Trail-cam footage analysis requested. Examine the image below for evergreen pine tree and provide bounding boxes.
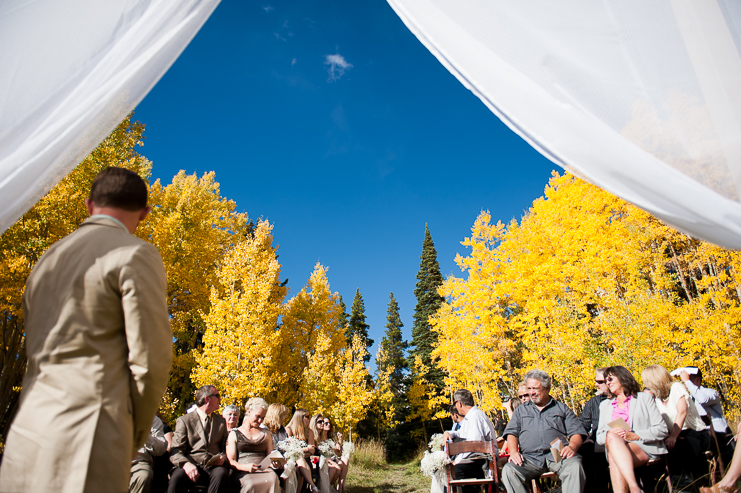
[347,288,373,362]
[408,224,444,387]
[338,294,349,333]
[379,293,408,395]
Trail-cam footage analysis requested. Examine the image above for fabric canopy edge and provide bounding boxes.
[386,0,741,250]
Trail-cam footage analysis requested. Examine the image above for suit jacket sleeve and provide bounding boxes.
[633,393,669,442]
[120,243,173,450]
[596,399,611,446]
[170,416,194,467]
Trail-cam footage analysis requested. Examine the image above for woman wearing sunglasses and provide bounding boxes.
[596,366,669,493]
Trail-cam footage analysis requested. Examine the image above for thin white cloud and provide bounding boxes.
[273,32,286,41]
[291,58,297,67]
[262,5,273,12]
[324,54,353,82]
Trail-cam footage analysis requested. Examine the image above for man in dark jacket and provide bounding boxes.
[579,367,609,493]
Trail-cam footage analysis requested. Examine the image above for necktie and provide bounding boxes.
[204,415,211,441]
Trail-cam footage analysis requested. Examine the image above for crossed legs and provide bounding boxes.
[605,432,649,493]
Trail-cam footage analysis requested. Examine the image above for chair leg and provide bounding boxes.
[663,462,673,493]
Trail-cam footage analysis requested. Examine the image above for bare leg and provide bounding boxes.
[606,432,648,493]
[716,432,741,490]
[296,458,318,491]
[327,462,340,484]
[337,459,349,493]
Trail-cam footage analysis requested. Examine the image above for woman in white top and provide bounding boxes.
[642,364,710,484]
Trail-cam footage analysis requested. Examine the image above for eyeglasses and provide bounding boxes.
[606,376,615,382]
[518,395,528,399]
[595,380,606,384]
[316,420,325,425]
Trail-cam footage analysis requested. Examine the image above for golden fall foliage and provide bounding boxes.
[432,172,741,420]
[192,220,286,408]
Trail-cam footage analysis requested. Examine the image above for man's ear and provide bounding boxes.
[84,198,95,216]
[139,205,152,222]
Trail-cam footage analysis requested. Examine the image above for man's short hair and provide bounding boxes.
[453,389,475,407]
[195,385,218,406]
[524,369,551,389]
[89,167,148,211]
[448,403,460,416]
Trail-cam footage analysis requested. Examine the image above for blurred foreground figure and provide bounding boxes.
[0,168,172,492]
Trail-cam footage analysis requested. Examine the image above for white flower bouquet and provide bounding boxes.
[420,450,451,478]
[317,439,338,459]
[277,436,307,465]
[341,441,354,458]
[428,433,446,451]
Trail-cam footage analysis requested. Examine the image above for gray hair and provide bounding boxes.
[222,405,240,416]
[524,370,551,389]
[453,389,475,407]
[244,397,268,413]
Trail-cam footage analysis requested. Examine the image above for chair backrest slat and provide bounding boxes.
[446,440,494,456]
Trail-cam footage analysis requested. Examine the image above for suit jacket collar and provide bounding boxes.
[82,215,129,233]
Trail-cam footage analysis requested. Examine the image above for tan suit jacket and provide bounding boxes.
[170,411,228,468]
[0,216,172,493]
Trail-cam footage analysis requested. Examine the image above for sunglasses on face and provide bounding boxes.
[316,420,325,425]
[518,394,528,399]
[606,376,616,382]
[595,380,606,384]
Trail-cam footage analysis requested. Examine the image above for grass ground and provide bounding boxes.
[344,439,429,493]
[345,460,429,493]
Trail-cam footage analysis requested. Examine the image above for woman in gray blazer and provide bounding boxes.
[596,366,669,493]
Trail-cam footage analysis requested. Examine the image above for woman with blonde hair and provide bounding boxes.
[642,364,710,485]
[226,397,280,493]
[263,403,290,450]
[286,409,319,493]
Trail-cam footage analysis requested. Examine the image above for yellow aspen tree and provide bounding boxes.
[372,346,397,432]
[137,171,250,413]
[279,263,345,409]
[301,330,340,414]
[191,220,285,406]
[332,334,373,438]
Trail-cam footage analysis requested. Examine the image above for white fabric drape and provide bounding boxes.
[387,0,741,249]
[0,0,219,233]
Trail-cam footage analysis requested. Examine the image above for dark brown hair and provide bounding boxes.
[89,167,147,211]
[603,366,641,398]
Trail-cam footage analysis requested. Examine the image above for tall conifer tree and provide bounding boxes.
[379,293,408,395]
[347,288,373,362]
[409,224,444,387]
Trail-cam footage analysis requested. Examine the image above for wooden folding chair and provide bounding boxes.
[529,471,558,493]
[444,440,499,493]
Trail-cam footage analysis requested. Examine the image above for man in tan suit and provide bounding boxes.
[169,385,229,493]
[0,168,172,493]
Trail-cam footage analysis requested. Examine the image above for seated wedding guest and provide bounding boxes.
[701,429,741,493]
[263,403,290,449]
[441,389,497,493]
[680,366,736,464]
[327,417,350,493]
[312,415,348,493]
[579,367,610,493]
[642,364,709,485]
[449,404,463,432]
[497,398,521,478]
[130,415,167,493]
[223,405,241,432]
[502,370,587,493]
[518,382,530,404]
[286,409,320,493]
[226,398,279,493]
[169,385,229,493]
[596,366,668,493]
[152,413,175,493]
[503,396,522,420]
[495,412,506,438]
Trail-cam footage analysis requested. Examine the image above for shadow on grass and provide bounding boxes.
[347,483,421,493]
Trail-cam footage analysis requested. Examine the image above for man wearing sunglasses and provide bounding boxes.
[578,368,609,493]
[169,385,229,493]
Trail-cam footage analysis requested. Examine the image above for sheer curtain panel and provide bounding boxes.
[387,0,741,248]
[0,0,219,233]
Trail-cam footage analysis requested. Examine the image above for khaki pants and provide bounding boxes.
[501,455,585,493]
[129,461,154,493]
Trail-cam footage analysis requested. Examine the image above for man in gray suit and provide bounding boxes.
[0,167,172,492]
[169,385,229,493]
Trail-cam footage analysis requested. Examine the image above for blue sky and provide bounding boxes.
[136,0,556,367]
